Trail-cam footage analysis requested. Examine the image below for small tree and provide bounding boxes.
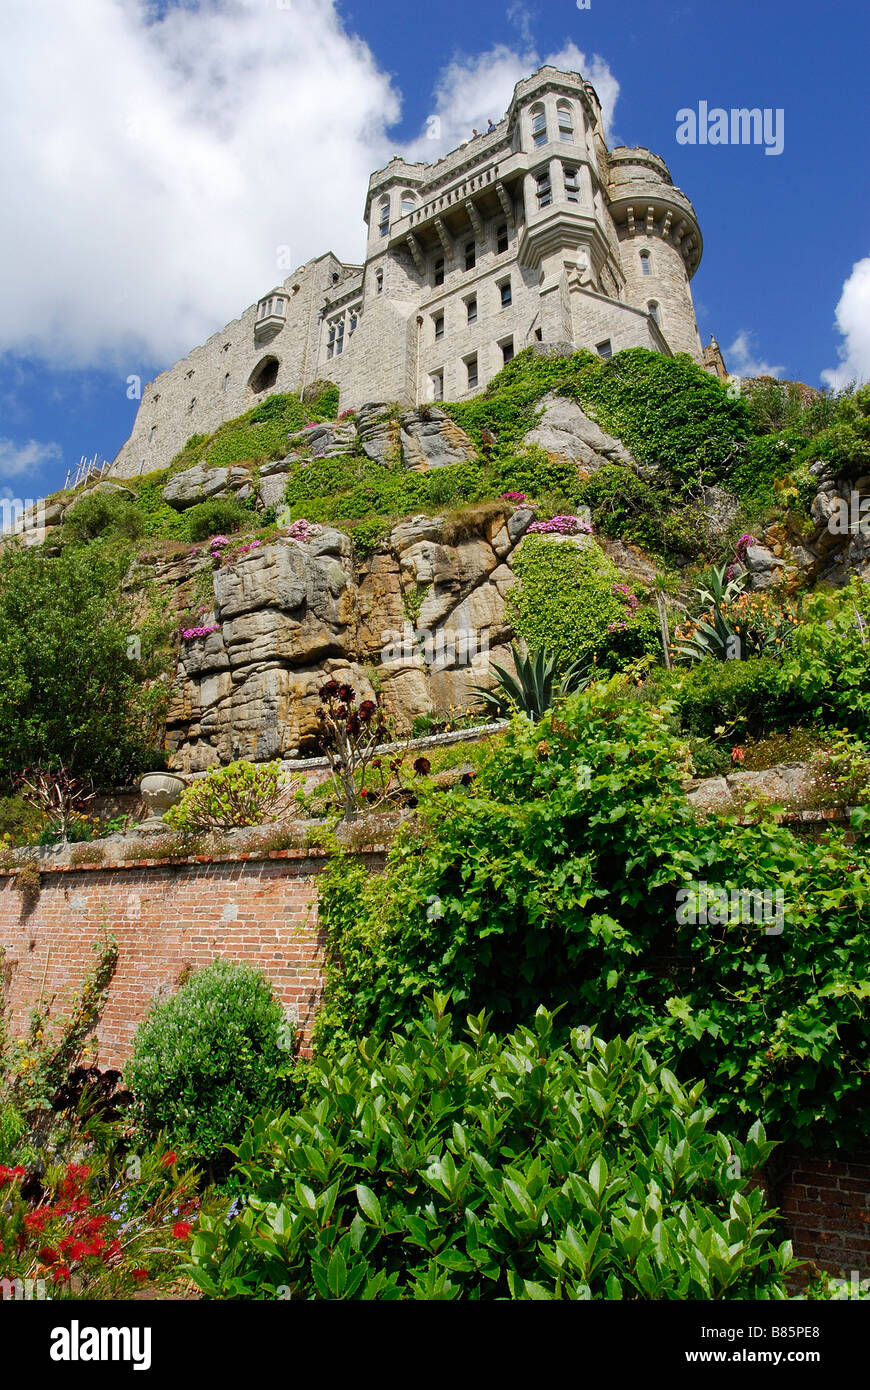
[315,682,393,820]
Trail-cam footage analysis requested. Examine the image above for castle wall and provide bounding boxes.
[111,66,708,475]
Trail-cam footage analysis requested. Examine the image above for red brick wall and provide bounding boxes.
[0,849,384,1068]
[2,850,868,1284]
[778,1154,870,1283]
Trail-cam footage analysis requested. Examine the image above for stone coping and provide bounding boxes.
[179,720,509,782]
[0,841,392,877]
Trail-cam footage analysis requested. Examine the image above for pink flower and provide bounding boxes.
[181,624,219,640]
[527,514,593,536]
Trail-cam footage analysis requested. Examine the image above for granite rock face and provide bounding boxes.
[522,393,633,473]
[165,508,531,771]
[163,463,251,508]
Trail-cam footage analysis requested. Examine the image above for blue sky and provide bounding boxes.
[1,0,868,506]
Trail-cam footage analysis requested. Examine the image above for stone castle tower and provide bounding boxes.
[112,65,705,478]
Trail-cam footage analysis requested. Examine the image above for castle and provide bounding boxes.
[112,65,709,478]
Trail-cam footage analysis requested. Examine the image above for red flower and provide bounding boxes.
[160,1151,178,1168]
[24,1209,50,1232]
[39,1247,59,1265]
[172,1221,193,1240]
[0,1165,26,1183]
[52,1265,71,1283]
[413,756,431,776]
[132,1268,149,1282]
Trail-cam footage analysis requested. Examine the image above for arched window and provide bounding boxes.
[556,100,574,142]
[223,373,230,392]
[378,197,390,237]
[640,250,651,276]
[530,102,547,147]
[375,269,384,294]
[401,190,416,216]
[648,301,660,325]
[248,357,279,393]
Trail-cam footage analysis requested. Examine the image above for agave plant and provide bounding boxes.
[471,644,591,722]
[673,564,747,663]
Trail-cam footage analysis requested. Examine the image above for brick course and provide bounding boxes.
[0,849,385,1065]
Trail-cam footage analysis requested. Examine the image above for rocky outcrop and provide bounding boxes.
[354,403,476,471]
[165,506,535,772]
[163,463,252,509]
[522,393,633,473]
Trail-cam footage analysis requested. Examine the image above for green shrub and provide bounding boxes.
[248,393,300,425]
[510,536,660,672]
[185,497,251,543]
[305,384,340,420]
[163,760,300,831]
[189,1002,795,1300]
[62,491,145,546]
[664,658,793,741]
[561,349,752,487]
[315,688,870,1153]
[0,545,171,783]
[128,960,300,1169]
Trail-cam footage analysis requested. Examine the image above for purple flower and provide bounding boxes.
[286,519,322,541]
[181,623,219,640]
[527,514,593,536]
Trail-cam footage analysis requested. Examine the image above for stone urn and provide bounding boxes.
[138,772,186,831]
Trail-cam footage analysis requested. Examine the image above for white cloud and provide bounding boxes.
[404,40,619,162]
[821,255,870,390]
[0,2,619,373]
[0,0,401,370]
[0,437,62,482]
[724,330,785,380]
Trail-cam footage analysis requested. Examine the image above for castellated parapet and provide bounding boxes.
[112,66,706,478]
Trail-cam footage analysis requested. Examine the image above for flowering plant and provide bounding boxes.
[181,624,219,641]
[286,519,322,542]
[527,514,593,536]
[499,491,529,503]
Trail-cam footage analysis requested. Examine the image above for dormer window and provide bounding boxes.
[531,103,547,147]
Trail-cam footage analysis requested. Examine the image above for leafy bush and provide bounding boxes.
[561,349,752,487]
[315,689,870,1152]
[658,657,796,742]
[305,384,340,420]
[189,1002,796,1300]
[510,536,660,672]
[163,760,301,832]
[184,497,251,543]
[777,580,870,734]
[128,960,300,1169]
[62,491,145,546]
[0,545,171,784]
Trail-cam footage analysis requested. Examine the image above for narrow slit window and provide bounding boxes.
[640,250,651,276]
[465,241,476,271]
[500,280,512,308]
[434,257,445,287]
[434,313,444,341]
[536,170,552,209]
[466,296,477,324]
[497,224,509,254]
[466,355,479,389]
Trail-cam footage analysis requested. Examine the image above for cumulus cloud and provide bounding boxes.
[724,330,785,380]
[0,2,618,373]
[821,255,870,390]
[0,437,62,483]
[403,40,619,162]
[0,0,401,369]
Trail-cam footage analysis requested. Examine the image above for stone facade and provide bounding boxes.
[112,65,706,479]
